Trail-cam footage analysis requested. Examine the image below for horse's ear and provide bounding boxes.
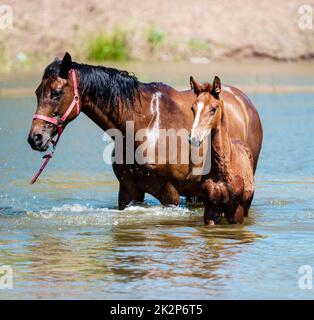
[190,76,202,95]
[59,52,72,79]
[211,75,221,98]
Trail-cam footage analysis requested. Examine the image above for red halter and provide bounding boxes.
[30,69,80,184]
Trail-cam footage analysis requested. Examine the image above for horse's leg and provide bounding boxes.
[113,164,145,210]
[118,184,133,210]
[204,202,222,225]
[118,183,145,210]
[156,181,180,206]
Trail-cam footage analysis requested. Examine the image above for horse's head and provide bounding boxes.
[189,75,222,147]
[28,52,80,151]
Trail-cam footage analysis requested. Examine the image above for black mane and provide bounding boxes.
[43,60,140,112]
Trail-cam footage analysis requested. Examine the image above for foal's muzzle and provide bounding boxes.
[188,135,202,147]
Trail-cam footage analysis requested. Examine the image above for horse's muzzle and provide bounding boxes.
[28,132,50,152]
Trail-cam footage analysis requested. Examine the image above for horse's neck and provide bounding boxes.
[210,110,233,177]
[83,102,117,131]
[81,86,151,133]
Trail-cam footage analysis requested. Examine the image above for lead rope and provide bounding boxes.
[30,126,63,184]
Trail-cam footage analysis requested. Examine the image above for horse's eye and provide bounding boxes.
[51,89,63,99]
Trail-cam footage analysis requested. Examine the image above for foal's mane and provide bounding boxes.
[43,60,140,112]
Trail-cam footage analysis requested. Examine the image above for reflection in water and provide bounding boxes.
[0,207,260,299]
[110,222,259,285]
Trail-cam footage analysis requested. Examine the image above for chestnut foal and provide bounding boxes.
[189,76,255,225]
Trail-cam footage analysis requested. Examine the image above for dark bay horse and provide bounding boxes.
[28,52,262,212]
[189,76,257,224]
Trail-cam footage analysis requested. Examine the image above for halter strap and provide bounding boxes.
[33,69,80,125]
[30,69,80,184]
[32,114,60,126]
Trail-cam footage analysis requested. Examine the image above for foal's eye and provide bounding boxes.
[210,107,216,114]
[51,88,63,99]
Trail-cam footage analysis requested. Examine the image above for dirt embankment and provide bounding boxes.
[1,0,314,64]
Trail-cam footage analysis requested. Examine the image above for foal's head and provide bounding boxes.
[189,76,222,146]
[28,52,79,151]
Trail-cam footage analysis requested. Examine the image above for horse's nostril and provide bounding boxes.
[33,134,43,143]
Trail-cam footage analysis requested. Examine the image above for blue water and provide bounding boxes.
[0,70,314,299]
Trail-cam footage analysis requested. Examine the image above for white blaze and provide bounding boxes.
[192,102,204,131]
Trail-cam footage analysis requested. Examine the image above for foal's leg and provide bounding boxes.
[244,191,254,217]
[204,202,222,225]
[226,203,244,224]
[234,204,244,224]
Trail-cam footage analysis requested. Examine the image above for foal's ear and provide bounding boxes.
[211,76,221,98]
[59,52,72,79]
[190,76,203,95]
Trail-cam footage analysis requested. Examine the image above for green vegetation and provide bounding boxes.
[147,25,166,49]
[0,26,216,73]
[87,28,129,61]
[0,44,12,73]
[0,45,31,73]
[188,37,211,55]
